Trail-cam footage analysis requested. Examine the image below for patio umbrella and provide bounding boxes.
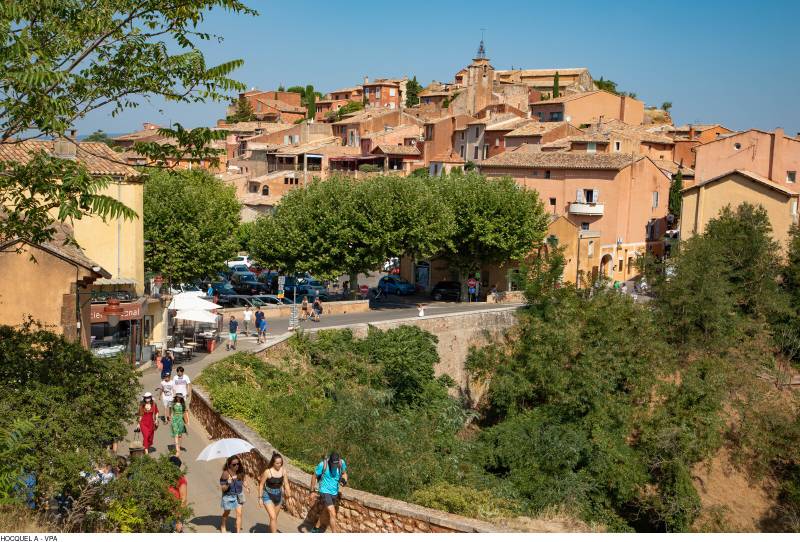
[196,438,255,461]
[169,293,221,311]
[175,309,218,324]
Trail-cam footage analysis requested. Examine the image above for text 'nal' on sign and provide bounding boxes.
[90,300,144,323]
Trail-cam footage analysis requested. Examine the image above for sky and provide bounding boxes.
[76,0,800,136]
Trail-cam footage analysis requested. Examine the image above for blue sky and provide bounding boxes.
[77,0,800,136]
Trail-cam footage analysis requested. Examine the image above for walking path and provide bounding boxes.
[122,301,523,533]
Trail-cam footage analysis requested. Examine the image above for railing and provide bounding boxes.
[568,201,605,216]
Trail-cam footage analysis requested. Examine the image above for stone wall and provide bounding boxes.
[304,306,519,405]
[220,299,370,321]
[190,386,502,533]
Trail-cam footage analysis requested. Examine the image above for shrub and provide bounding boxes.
[358,164,382,173]
[410,482,518,520]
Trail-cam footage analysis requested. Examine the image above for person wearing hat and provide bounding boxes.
[309,452,348,533]
[138,392,159,454]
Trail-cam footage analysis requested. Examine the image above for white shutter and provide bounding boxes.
[576,189,584,203]
[593,189,600,203]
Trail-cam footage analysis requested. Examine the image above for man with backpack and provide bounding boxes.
[308,452,348,533]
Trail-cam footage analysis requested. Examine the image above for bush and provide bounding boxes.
[358,164,382,173]
[410,482,518,520]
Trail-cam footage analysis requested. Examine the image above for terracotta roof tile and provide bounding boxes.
[0,140,139,177]
[505,121,570,137]
[479,149,641,170]
[373,144,420,156]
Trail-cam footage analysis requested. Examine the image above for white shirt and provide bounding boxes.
[243,309,253,321]
[172,374,191,398]
[160,380,175,401]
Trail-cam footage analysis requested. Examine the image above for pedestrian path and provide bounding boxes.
[122,332,302,533]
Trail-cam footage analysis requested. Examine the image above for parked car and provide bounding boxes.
[231,272,269,295]
[217,295,261,308]
[297,278,330,300]
[226,255,253,268]
[210,281,237,297]
[250,294,293,306]
[378,275,415,295]
[228,264,250,275]
[430,281,461,301]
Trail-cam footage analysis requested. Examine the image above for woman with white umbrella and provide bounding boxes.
[219,455,249,533]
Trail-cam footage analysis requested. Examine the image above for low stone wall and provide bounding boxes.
[220,299,370,322]
[486,290,527,304]
[190,385,501,533]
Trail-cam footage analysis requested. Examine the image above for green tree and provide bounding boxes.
[669,169,683,219]
[83,130,116,147]
[434,172,549,278]
[661,101,673,112]
[328,100,364,121]
[406,76,422,107]
[226,95,256,122]
[0,0,255,246]
[277,84,285,91]
[595,77,618,94]
[305,84,316,119]
[286,85,305,97]
[552,71,560,98]
[144,169,240,284]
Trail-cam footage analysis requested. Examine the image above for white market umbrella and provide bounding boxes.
[175,309,218,324]
[169,293,221,311]
[196,438,255,461]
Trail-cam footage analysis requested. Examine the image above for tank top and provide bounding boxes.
[266,469,284,489]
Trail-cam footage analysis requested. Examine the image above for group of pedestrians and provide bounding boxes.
[137,363,192,458]
[227,308,271,350]
[300,296,323,322]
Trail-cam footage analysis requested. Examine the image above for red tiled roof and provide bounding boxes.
[0,140,140,177]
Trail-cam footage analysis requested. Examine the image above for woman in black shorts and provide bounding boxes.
[258,451,291,533]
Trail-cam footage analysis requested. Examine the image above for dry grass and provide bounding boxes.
[495,506,602,533]
[0,505,52,533]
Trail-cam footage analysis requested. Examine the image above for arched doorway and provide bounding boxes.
[600,254,613,278]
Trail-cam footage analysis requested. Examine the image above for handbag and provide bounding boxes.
[237,492,246,505]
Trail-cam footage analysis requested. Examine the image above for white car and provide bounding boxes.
[226,255,253,268]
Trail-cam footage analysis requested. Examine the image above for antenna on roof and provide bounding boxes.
[476,29,487,59]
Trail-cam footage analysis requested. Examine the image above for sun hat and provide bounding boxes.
[143,392,153,398]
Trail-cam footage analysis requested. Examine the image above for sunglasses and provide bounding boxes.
[230,461,240,466]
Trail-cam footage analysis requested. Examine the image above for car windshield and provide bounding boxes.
[239,273,257,281]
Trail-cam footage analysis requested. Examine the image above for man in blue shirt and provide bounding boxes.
[227,315,239,351]
[309,452,348,533]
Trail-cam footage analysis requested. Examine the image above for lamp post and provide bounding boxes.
[104,296,123,328]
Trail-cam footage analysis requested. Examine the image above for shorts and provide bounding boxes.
[229,332,238,341]
[320,493,339,507]
[162,398,173,411]
[221,494,240,510]
[262,488,283,506]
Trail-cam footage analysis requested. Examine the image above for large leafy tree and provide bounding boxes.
[434,172,549,277]
[405,76,422,107]
[0,0,256,245]
[226,95,256,123]
[144,169,240,284]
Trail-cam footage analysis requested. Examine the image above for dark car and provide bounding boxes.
[431,281,461,301]
[210,281,237,297]
[217,295,261,308]
[231,272,269,295]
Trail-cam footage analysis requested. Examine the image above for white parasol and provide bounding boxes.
[196,438,256,461]
[175,309,218,324]
[169,293,221,311]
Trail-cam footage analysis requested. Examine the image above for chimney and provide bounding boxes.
[363,75,369,85]
[768,127,785,182]
[688,124,695,140]
[53,129,77,159]
[619,95,626,122]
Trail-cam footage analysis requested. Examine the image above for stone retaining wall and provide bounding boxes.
[220,299,370,322]
[190,385,501,533]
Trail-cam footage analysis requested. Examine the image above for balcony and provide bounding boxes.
[568,201,605,216]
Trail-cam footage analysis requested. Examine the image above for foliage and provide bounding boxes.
[669,170,683,219]
[226,96,256,123]
[442,91,460,108]
[661,101,673,112]
[132,124,226,169]
[82,130,117,148]
[328,100,364,121]
[305,84,316,119]
[0,150,138,249]
[0,0,255,246]
[199,328,470,502]
[410,482,519,520]
[433,172,549,274]
[357,164,381,173]
[464,160,476,171]
[143,169,240,284]
[74,456,190,533]
[595,77,618,94]
[249,175,454,279]
[236,221,257,253]
[406,76,422,107]
[553,71,560,98]
[0,322,139,500]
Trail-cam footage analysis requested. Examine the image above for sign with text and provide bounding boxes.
[90,300,144,323]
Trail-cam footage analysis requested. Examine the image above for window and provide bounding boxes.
[495,138,500,147]
[537,112,545,121]
[460,145,465,158]
[460,131,465,141]
[587,240,595,257]
[375,89,381,98]
[793,200,798,216]
[549,111,563,121]
[652,191,659,208]
[248,182,258,193]
[549,197,556,206]
[293,135,300,144]
[389,88,396,97]
[261,185,269,196]
[581,222,589,231]
[734,142,742,150]
[583,189,596,203]
[364,88,369,96]
[614,141,621,152]
[483,144,489,159]
[587,142,597,154]
[618,259,624,273]
[473,146,479,159]
[474,126,479,138]
[544,170,551,179]
[788,171,797,183]
[284,135,290,145]
[389,102,395,109]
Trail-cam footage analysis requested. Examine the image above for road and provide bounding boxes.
[121,300,522,533]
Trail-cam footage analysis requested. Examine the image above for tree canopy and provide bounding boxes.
[406,76,422,107]
[226,95,256,122]
[144,169,240,284]
[0,0,256,246]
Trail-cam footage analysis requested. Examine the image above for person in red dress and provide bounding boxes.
[168,456,188,532]
[138,392,159,453]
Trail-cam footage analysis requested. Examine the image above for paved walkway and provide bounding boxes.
[122,301,523,533]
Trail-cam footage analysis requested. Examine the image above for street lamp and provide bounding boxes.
[104,296,123,327]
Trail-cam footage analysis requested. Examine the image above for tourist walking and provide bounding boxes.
[170,394,189,458]
[300,296,310,321]
[242,307,253,336]
[160,351,175,379]
[138,392,159,454]
[227,315,239,351]
[171,366,192,410]
[311,298,323,322]
[254,307,265,336]
[157,372,174,422]
[168,456,188,533]
[259,452,291,533]
[220,456,248,533]
[309,452,348,533]
[257,317,269,344]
